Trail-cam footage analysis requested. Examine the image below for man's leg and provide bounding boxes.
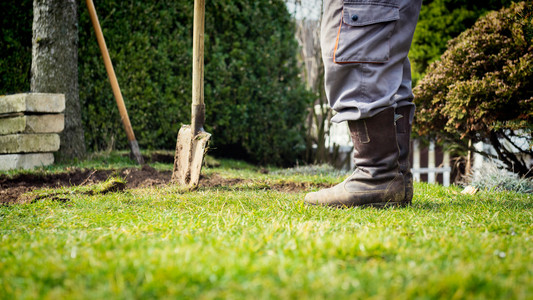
[305,106,405,207]
[395,58,415,204]
[305,0,421,207]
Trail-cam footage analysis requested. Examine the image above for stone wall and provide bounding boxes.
[0,93,64,170]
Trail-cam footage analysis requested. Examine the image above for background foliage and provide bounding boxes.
[78,0,312,165]
[1,0,312,166]
[409,0,517,84]
[3,0,530,170]
[0,0,32,95]
[414,2,533,177]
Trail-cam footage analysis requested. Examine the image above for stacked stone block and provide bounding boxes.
[0,93,65,170]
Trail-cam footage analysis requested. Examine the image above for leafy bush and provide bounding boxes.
[0,0,32,95]
[409,0,516,83]
[414,2,533,177]
[78,0,312,165]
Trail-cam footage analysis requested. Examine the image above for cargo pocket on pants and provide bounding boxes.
[334,2,400,64]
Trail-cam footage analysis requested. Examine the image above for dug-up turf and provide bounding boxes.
[0,165,322,204]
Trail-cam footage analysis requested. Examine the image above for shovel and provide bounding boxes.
[171,0,211,187]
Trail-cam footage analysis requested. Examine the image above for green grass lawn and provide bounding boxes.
[1,154,532,299]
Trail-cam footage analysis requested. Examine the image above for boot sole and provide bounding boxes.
[304,200,411,209]
[361,200,411,208]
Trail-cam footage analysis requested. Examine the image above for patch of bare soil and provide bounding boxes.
[200,173,247,188]
[0,165,170,204]
[271,181,318,193]
[0,166,328,204]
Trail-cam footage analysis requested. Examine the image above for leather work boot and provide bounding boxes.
[395,106,414,205]
[304,107,405,207]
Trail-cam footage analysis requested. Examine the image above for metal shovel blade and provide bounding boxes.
[171,125,211,187]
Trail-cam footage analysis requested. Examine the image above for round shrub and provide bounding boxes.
[414,2,533,176]
[409,0,516,83]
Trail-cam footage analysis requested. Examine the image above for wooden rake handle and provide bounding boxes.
[85,0,143,164]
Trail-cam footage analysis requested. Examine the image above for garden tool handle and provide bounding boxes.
[191,0,206,136]
[86,0,135,143]
[86,0,144,165]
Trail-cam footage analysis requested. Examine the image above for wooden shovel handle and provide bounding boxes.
[85,0,136,143]
[191,0,205,136]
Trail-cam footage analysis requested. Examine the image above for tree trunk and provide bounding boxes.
[31,0,86,160]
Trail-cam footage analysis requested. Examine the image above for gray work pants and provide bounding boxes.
[321,0,422,123]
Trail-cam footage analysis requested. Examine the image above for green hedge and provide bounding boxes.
[78,0,312,165]
[0,0,32,95]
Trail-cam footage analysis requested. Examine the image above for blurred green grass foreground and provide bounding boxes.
[0,152,532,299]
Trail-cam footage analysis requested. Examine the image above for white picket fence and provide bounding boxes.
[412,140,452,187]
